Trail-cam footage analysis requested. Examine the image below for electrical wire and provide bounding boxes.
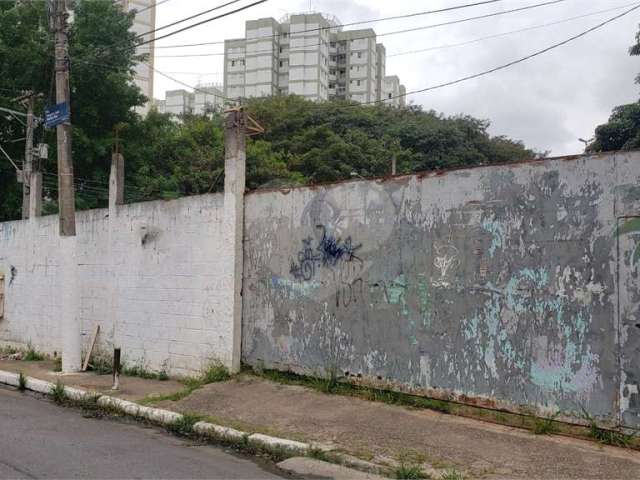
[387,1,640,58]
[136,0,269,48]
[152,0,574,58]
[134,0,173,15]
[362,3,640,106]
[146,0,507,49]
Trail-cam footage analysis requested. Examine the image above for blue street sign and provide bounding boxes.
[44,102,70,129]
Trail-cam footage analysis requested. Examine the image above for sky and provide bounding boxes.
[152,0,640,156]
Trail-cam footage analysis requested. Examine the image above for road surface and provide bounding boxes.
[0,386,287,479]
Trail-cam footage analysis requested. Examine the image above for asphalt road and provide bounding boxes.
[0,386,287,479]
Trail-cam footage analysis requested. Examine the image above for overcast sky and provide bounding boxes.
[152,0,640,156]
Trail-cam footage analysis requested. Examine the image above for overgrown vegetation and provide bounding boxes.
[580,407,637,448]
[256,368,452,414]
[49,380,66,404]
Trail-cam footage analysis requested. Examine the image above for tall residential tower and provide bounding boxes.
[119,0,156,114]
[224,13,405,106]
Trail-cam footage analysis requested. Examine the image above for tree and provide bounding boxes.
[0,0,144,221]
[589,25,640,152]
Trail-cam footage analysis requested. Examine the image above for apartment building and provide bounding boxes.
[118,0,156,114]
[224,13,405,106]
[154,85,225,116]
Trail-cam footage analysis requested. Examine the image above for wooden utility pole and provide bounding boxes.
[21,94,35,219]
[54,0,75,236]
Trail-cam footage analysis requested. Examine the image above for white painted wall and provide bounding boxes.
[0,194,234,376]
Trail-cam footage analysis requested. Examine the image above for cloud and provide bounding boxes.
[154,0,640,156]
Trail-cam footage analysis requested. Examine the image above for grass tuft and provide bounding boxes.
[23,344,45,361]
[167,413,203,437]
[307,447,331,462]
[18,372,26,391]
[440,468,464,480]
[394,464,428,479]
[49,380,67,404]
[580,406,636,448]
[533,411,560,435]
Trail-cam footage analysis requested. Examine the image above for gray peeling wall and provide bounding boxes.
[242,152,640,428]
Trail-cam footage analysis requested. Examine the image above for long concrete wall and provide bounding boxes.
[0,195,235,376]
[243,152,640,428]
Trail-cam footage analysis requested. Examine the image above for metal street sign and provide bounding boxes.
[44,102,70,129]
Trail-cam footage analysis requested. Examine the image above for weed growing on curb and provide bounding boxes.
[307,447,331,462]
[17,372,26,391]
[24,344,45,361]
[440,468,464,480]
[167,413,203,437]
[394,463,428,479]
[50,380,66,404]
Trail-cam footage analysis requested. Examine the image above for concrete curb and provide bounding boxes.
[0,369,313,459]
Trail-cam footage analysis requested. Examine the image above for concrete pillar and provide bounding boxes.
[108,153,124,352]
[109,153,124,214]
[61,235,81,372]
[222,109,246,373]
[28,172,42,218]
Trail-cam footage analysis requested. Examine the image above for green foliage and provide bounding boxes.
[580,407,636,448]
[533,413,560,435]
[0,0,144,221]
[18,371,26,391]
[23,344,45,361]
[589,25,640,152]
[53,356,62,372]
[50,380,66,404]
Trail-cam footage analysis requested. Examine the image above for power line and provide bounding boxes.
[135,0,173,15]
[136,0,246,39]
[151,0,573,58]
[136,0,269,48]
[387,2,640,58]
[146,0,506,50]
[363,3,640,106]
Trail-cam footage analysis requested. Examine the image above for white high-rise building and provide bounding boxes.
[154,85,224,117]
[224,13,405,106]
[118,0,156,114]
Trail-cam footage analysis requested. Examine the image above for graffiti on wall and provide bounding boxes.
[290,225,362,281]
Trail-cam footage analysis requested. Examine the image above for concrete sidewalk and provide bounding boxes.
[152,375,640,480]
[1,359,639,479]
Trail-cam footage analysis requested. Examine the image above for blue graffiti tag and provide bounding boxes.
[290,225,362,281]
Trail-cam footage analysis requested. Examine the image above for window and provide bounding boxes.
[357,80,361,86]
[279,61,283,67]
[283,32,288,38]
[358,52,362,59]
[0,273,4,319]
[231,60,235,67]
[388,93,392,99]
[279,47,283,53]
